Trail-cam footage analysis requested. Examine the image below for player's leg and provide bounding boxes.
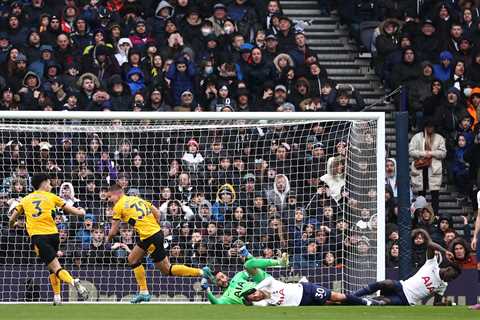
[353,279,396,297]
[48,271,61,305]
[47,258,89,300]
[34,235,88,301]
[128,245,151,304]
[156,256,203,277]
[33,240,62,305]
[147,231,206,277]
[329,292,375,306]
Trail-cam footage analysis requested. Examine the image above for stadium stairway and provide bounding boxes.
[282,1,471,235]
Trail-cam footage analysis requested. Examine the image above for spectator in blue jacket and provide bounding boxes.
[166,56,197,106]
[126,67,145,95]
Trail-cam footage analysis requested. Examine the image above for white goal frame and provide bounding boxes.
[0,111,386,302]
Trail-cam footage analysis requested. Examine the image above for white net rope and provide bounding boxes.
[0,117,379,302]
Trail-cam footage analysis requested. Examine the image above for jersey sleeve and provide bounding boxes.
[255,277,273,291]
[112,203,123,220]
[52,194,65,208]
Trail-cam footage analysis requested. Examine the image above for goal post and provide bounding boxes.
[0,111,385,302]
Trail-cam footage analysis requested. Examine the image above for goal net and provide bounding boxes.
[0,112,385,303]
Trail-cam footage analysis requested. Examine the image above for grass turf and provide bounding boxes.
[1,305,477,320]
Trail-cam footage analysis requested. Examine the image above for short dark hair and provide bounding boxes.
[108,184,123,193]
[31,173,50,190]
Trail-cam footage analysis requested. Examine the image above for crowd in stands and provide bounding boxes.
[351,0,480,271]
[0,0,364,113]
[0,0,378,274]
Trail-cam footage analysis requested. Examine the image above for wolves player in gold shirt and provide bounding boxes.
[8,173,89,305]
[106,184,213,303]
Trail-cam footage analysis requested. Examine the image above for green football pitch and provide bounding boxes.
[1,305,477,320]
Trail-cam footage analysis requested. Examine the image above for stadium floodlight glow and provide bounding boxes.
[0,111,385,303]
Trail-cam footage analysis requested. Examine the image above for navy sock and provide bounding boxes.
[354,282,382,297]
[345,294,368,305]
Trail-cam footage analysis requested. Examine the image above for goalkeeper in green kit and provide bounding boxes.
[201,246,289,304]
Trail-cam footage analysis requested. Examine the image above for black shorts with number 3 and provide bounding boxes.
[31,234,60,265]
[137,231,167,263]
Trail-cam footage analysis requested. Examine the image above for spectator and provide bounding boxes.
[409,119,447,215]
[76,214,95,245]
[386,241,399,268]
[212,184,237,222]
[433,51,454,82]
[265,174,290,213]
[320,156,345,203]
[451,134,472,200]
[451,237,477,269]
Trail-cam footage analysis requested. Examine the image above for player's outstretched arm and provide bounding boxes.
[106,219,121,243]
[63,205,86,217]
[413,228,452,260]
[244,253,289,275]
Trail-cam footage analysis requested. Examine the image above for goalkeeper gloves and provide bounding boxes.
[201,278,210,291]
[278,252,289,267]
[238,245,252,258]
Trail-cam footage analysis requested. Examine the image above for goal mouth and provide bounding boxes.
[0,111,385,303]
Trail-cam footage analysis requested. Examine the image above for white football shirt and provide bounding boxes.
[400,254,448,305]
[252,277,304,307]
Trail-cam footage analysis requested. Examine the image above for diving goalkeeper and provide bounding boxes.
[201,247,288,304]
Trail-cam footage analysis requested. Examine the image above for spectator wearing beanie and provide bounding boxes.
[207,3,229,37]
[129,18,155,53]
[414,19,441,63]
[28,44,54,78]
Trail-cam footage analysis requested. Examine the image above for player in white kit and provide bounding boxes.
[354,229,461,306]
[242,277,374,306]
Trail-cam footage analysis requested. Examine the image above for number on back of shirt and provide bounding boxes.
[32,200,42,218]
[315,287,326,299]
[130,201,150,220]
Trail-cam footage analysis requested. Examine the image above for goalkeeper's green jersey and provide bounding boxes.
[207,267,271,304]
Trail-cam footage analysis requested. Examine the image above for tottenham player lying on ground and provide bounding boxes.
[241,276,374,306]
[201,246,289,304]
[354,229,461,306]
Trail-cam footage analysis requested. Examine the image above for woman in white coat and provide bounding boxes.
[409,119,446,215]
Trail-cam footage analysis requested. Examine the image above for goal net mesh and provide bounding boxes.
[0,116,380,302]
